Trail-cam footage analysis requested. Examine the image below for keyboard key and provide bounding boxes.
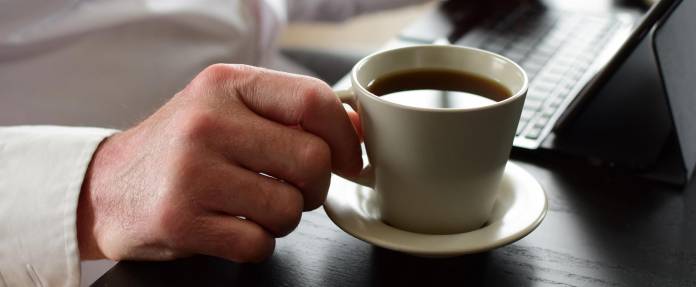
[521,109,536,121]
[574,54,594,66]
[483,39,508,53]
[505,50,527,63]
[558,84,573,97]
[524,64,544,79]
[541,108,556,118]
[516,122,527,136]
[524,99,544,111]
[456,30,488,47]
[545,64,570,77]
[568,68,586,81]
[505,46,530,61]
[553,57,575,68]
[526,53,550,66]
[534,115,551,128]
[510,38,536,51]
[527,91,549,101]
[549,97,564,108]
[525,127,543,139]
[539,73,564,84]
[534,43,558,57]
[530,82,555,94]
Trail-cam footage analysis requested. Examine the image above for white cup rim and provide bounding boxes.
[350,45,529,113]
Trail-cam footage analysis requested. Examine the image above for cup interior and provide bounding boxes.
[352,45,527,107]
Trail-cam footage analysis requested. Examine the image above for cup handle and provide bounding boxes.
[334,89,375,188]
[335,89,358,111]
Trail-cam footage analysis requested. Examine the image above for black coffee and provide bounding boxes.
[367,68,512,109]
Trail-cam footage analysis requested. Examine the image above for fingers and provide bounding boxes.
[213,111,331,210]
[208,64,363,177]
[198,163,305,237]
[186,215,275,263]
[157,64,365,264]
[346,110,363,141]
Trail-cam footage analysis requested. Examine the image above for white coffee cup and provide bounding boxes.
[336,45,527,234]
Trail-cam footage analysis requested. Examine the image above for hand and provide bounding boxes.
[77,64,362,262]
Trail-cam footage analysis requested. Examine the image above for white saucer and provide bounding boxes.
[323,162,547,257]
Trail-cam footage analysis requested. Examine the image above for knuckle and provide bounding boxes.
[297,79,335,111]
[147,168,204,246]
[299,136,332,173]
[235,227,275,262]
[303,182,329,211]
[194,64,256,91]
[305,76,332,93]
[174,109,219,142]
[151,202,190,245]
[197,64,232,85]
[170,155,198,184]
[272,186,304,237]
[297,137,332,183]
[254,180,303,237]
[296,136,331,210]
[256,185,276,214]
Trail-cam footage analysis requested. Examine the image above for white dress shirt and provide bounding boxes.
[0,0,423,286]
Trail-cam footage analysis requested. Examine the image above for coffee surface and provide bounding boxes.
[367,68,511,109]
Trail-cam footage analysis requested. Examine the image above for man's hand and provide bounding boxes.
[77,64,362,262]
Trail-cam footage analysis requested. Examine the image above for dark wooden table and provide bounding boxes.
[92,153,696,286]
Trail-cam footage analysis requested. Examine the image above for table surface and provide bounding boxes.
[91,2,696,285]
[91,151,696,287]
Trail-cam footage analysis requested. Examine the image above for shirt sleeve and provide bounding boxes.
[0,126,118,287]
[286,0,428,22]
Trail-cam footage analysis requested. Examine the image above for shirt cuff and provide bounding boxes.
[0,126,118,287]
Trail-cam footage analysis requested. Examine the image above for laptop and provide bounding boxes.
[390,0,671,150]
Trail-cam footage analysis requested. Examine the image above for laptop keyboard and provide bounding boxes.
[454,5,625,148]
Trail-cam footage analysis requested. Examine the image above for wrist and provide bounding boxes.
[77,135,119,260]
